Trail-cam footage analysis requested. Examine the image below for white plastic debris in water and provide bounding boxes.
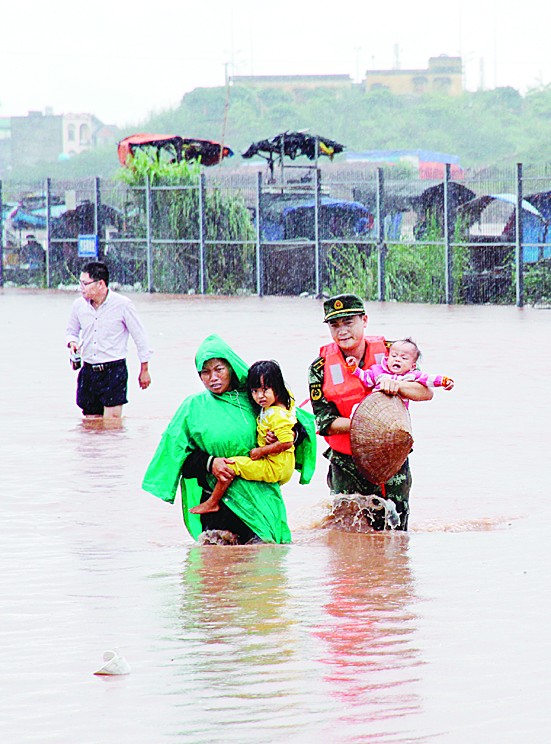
[93,650,131,676]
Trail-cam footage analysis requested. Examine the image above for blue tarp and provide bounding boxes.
[282,197,368,218]
[525,191,551,261]
[10,204,67,230]
[262,196,373,241]
[458,193,551,263]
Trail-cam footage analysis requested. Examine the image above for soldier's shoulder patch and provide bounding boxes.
[311,356,325,370]
[309,381,323,401]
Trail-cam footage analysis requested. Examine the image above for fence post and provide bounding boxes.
[515,162,524,307]
[145,175,153,292]
[376,168,386,302]
[255,171,263,297]
[199,172,206,294]
[444,163,453,303]
[45,177,52,288]
[314,167,321,297]
[0,180,3,287]
[94,177,102,260]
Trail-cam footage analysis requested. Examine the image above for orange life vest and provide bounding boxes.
[320,337,387,455]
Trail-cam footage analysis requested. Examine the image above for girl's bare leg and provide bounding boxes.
[190,479,228,514]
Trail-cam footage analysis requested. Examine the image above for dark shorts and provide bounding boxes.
[77,360,128,415]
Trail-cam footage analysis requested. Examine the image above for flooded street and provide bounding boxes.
[1,287,550,743]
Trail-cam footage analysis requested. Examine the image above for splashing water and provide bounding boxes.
[321,494,400,532]
[196,529,241,545]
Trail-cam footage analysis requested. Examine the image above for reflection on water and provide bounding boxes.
[155,533,425,743]
[160,537,422,743]
[180,544,293,655]
[80,417,125,431]
[2,289,551,742]
[313,532,421,735]
[164,532,419,742]
[166,545,300,741]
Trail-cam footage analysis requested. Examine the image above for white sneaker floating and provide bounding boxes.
[93,650,131,676]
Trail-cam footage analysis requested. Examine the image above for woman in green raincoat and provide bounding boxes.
[142,335,316,544]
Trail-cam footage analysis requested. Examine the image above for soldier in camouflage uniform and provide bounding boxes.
[308,294,433,530]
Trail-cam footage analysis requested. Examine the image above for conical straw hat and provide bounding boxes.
[350,392,413,485]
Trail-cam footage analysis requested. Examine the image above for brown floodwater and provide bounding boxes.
[1,287,550,743]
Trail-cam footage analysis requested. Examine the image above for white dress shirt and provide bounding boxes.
[65,289,153,364]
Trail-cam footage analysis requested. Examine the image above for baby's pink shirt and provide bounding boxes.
[352,357,446,407]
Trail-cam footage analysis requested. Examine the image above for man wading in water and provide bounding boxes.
[66,261,152,423]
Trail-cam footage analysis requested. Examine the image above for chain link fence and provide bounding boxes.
[2,163,551,306]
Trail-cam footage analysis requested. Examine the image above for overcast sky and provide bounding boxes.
[2,1,548,127]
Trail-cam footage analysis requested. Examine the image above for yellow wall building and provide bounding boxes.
[230,74,353,90]
[231,58,463,96]
[364,55,463,96]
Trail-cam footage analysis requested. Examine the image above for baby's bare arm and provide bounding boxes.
[398,380,433,401]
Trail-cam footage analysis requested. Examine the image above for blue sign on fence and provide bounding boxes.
[78,234,98,258]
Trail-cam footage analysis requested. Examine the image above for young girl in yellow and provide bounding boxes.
[190,360,296,515]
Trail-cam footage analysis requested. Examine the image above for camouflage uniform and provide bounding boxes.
[309,348,411,531]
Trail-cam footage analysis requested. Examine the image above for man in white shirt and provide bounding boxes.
[66,261,152,420]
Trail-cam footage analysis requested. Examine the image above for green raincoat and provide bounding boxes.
[142,334,316,543]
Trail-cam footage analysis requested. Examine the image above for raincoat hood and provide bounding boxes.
[195,334,249,387]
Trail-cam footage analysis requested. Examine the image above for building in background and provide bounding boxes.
[0,117,11,174]
[230,57,463,97]
[3,110,118,171]
[364,55,463,96]
[62,113,103,157]
[10,110,64,167]
[230,74,353,91]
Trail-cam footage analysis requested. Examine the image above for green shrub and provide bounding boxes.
[118,151,255,293]
[524,262,551,304]
[322,216,477,304]
[323,243,378,299]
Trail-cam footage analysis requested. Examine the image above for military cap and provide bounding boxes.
[323,293,366,322]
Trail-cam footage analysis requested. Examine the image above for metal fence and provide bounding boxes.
[2,163,551,306]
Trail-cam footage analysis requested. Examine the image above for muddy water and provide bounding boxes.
[1,288,550,743]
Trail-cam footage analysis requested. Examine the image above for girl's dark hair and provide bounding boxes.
[247,360,291,409]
